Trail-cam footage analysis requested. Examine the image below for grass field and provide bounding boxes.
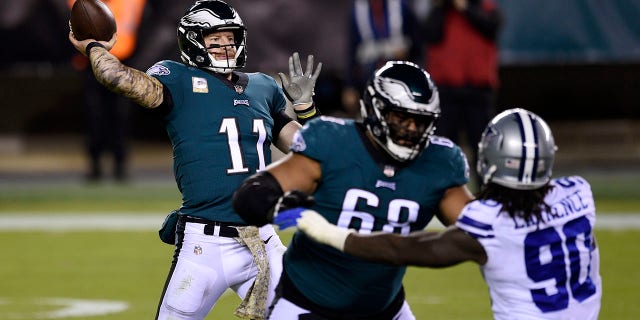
[0,174,638,319]
[0,228,638,319]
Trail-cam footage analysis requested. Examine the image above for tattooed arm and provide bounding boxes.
[68,32,164,109]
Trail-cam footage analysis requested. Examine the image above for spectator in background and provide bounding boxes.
[129,0,182,66]
[423,0,502,190]
[343,0,422,118]
[68,0,148,182]
[0,0,73,66]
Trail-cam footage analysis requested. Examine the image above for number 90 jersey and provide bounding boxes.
[147,60,287,223]
[286,116,469,316]
[456,176,602,320]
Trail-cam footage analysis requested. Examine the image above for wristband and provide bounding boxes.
[294,103,320,125]
[85,42,106,58]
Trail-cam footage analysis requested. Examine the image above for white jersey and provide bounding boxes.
[456,176,602,320]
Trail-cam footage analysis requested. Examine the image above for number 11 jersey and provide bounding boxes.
[147,60,287,223]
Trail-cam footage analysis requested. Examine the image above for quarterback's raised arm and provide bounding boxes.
[68,32,164,109]
[273,52,323,153]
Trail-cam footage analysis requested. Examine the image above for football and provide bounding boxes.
[69,0,117,41]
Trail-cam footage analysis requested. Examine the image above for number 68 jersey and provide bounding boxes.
[285,117,470,316]
[456,176,602,320]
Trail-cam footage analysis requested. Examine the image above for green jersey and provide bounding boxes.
[147,60,287,223]
[285,116,469,316]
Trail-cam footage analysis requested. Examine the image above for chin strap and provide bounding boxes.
[206,50,238,73]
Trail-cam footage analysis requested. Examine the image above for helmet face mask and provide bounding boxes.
[178,0,247,73]
[361,61,440,162]
[384,108,436,148]
[477,108,557,190]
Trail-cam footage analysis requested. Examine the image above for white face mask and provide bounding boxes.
[205,44,244,74]
[385,139,418,161]
[206,54,236,74]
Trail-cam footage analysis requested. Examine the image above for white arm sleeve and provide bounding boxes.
[297,210,355,251]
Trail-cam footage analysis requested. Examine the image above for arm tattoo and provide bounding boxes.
[89,47,164,109]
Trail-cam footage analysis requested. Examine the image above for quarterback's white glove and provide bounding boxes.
[297,210,355,252]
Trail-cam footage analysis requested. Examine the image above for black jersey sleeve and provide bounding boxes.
[272,109,295,142]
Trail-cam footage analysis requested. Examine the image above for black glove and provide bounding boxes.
[267,190,315,222]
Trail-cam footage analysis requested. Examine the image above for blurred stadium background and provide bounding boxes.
[1,0,639,319]
[1,0,639,175]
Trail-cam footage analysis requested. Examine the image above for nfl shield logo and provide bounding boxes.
[383,165,395,177]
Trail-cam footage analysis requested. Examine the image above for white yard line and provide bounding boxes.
[0,213,639,231]
[0,298,129,319]
[0,213,166,231]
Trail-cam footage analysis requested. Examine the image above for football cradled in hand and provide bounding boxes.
[69,0,116,41]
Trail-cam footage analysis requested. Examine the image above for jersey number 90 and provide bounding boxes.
[525,215,597,312]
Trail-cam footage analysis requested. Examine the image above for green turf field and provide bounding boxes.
[0,176,638,319]
[0,229,638,319]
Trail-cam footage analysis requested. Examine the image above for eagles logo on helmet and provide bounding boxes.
[361,61,441,162]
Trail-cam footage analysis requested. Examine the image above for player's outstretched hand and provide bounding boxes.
[278,52,322,107]
[296,210,355,251]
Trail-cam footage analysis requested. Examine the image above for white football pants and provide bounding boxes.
[156,223,286,320]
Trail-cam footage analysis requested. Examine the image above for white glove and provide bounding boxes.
[297,210,354,251]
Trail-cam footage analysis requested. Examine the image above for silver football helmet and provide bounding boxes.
[477,108,557,190]
[177,0,247,73]
[361,61,440,162]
